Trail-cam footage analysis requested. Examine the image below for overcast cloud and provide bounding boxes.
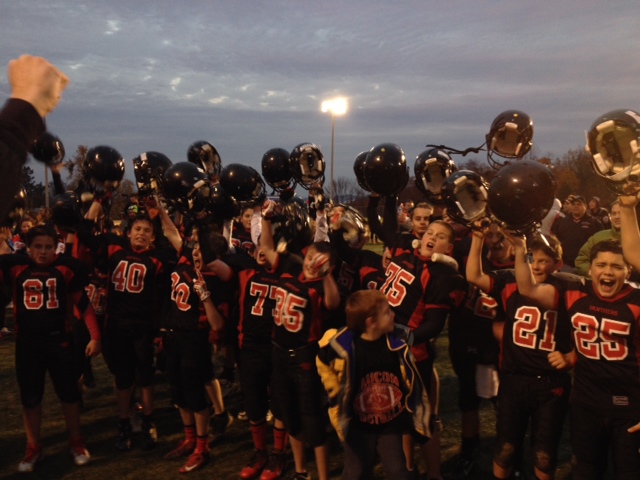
[2,1,638,184]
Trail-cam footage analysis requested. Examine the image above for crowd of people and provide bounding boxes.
[1,55,640,480]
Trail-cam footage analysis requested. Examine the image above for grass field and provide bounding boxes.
[0,305,592,479]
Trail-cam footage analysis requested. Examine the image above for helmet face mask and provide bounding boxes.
[586,109,640,194]
[289,143,325,189]
[486,110,534,168]
[187,141,222,179]
[442,170,489,228]
[163,162,213,216]
[414,148,457,200]
[133,151,173,198]
[330,204,369,249]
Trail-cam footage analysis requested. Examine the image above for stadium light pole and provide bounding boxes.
[321,97,348,203]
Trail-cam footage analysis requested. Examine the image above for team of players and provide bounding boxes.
[2,55,640,480]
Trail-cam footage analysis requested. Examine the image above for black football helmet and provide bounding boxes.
[414,148,457,202]
[262,148,295,192]
[132,151,173,198]
[219,163,267,206]
[363,143,409,196]
[289,143,325,188]
[330,204,369,249]
[31,131,65,166]
[441,170,490,228]
[586,109,640,194]
[83,145,126,192]
[270,195,313,255]
[51,191,81,231]
[163,162,212,215]
[208,183,240,221]
[353,151,370,191]
[485,110,533,168]
[187,140,222,179]
[1,187,27,228]
[487,160,556,234]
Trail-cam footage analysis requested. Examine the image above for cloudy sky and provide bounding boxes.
[2,1,638,186]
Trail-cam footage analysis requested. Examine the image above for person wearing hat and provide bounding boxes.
[551,195,604,273]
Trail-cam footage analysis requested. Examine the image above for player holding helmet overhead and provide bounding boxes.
[79,193,175,453]
[513,233,640,479]
[258,199,340,480]
[467,230,573,480]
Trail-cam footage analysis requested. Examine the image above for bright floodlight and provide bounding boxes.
[321,97,348,116]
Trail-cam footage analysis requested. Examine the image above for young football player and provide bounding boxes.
[467,231,574,480]
[380,219,466,479]
[81,200,175,452]
[513,235,640,479]
[160,225,226,473]
[0,225,101,472]
[261,200,340,480]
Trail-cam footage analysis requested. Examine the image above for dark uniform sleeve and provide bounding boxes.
[0,99,45,221]
[412,266,466,344]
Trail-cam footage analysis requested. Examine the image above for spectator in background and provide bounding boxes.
[588,196,611,229]
[561,196,574,216]
[575,200,621,277]
[551,195,603,272]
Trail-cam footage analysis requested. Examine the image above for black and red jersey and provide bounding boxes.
[231,223,255,257]
[271,262,328,350]
[563,280,640,418]
[358,249,386,291]
[237,254,297,348]
[450,256,510,365]
[380,248,466,361]
[166,255,209,331]
[0,254,90,335]
[488,270,573,376]
[105,241,172,329]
